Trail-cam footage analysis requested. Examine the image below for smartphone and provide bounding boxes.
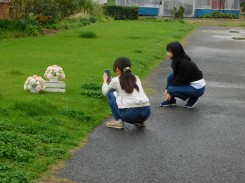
[105,69,111,82]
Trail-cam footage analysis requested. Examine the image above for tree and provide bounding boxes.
[11,0,34,20]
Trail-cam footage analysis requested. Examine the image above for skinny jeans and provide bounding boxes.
[166,73,205,100]
[107,90,151,124]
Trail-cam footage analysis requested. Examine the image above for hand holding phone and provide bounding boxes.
[105,69,111,82]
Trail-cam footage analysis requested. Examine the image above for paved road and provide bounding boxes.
[57,26,245,183]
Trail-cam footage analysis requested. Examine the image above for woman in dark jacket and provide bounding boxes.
[160,41,206,108]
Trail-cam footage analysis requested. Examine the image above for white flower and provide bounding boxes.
[44,65,65,80]
[24,75,46,93]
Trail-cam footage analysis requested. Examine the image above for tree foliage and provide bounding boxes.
[11,0,102,20]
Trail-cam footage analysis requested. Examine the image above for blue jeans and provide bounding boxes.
[166,73,205,100]
[107,90,151,124]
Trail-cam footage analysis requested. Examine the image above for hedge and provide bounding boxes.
[103,5,139,20]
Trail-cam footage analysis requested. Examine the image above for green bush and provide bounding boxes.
[79,31,97,38]
[89,16,97,23]
[0,19,27,32]
[56,0,78,18]
[103,5,139,20]
[26,25,40,36]
[0,19,11,30]
[201,11,238,19]
[241,2,245,12]
[80,17,91,25]
[171,6,185,21]
[32,0,59,19]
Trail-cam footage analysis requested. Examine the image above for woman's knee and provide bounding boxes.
[167,86,176,95]
[107,90,115,99]
[197,87,205,97]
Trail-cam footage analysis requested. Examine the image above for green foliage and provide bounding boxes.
[103,5,139,20]
[60,108,94,122]
[0,132,38,162]
[78,0,104,16]
[0,14,101,39]
[79,31,97,38]
[56,0,78,18]
[89,16,97,23]
[32,0,59,18]
[11,0,103,21]
[12,100,56,116]
[0,165,30,183]
[241,2,245,11]
[0,19,27,31]
[171,6,185,21]
[26,25,40,36]
[80,17,91,25]
[201,11,238,19]
[107,0,115,5]
[81,83,104,98]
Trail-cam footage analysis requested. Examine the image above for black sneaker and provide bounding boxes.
[160,98,176,107]
[184,97,199,109]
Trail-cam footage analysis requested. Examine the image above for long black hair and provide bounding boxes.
[166,41,191,69]
[113,57,139,94]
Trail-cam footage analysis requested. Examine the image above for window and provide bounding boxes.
[196,0,211,9]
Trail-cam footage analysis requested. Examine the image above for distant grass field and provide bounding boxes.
[186,18,245,27]
[0,19,194,182]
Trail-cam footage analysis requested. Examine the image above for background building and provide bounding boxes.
[116,0,241,17]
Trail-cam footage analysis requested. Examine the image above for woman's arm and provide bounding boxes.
[102,76,118,96]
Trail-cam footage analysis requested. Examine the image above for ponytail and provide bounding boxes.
[114,57,139,94]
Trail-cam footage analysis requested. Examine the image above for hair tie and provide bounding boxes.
[123,67,131,73]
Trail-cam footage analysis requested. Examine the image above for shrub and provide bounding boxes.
[79,31,97,38]
[241,2,245,12]
[89,16,97,23]
[37,16,53,24]
[32,0,59,19]
[103,5,139,20]
[80,17,91,25]
[0,19,27,32]
[26,25,40,36]
[171,6,185,21]
[56,0,78,18]
[201,11,238,19]
[0,19,11,30]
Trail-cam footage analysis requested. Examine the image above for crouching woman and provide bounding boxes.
[102,57,151,129]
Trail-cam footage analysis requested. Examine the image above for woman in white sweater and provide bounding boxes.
[102,57,151,129]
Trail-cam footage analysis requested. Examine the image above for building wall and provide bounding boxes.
[0,2,12,19]
[159,0,240,17]
[195,9,240,17]
[116,0,241,17]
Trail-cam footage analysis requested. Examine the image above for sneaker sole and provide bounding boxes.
[183,101,198,109]
[106,125,124,129]
[135,123,146,127]
[160,103,176,107]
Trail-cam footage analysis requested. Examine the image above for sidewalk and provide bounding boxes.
[57,26,245,183]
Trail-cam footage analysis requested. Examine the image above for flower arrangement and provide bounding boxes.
[24,75,46,93]
[44,65,65,80]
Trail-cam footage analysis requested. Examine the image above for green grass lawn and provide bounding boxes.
[0,19,194,182]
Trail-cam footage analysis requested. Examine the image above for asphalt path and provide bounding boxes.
[57,26,245,183]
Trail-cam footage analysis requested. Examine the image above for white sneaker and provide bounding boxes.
[106,120,124,129]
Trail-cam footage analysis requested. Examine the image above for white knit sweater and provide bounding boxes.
[102,75,150,109]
